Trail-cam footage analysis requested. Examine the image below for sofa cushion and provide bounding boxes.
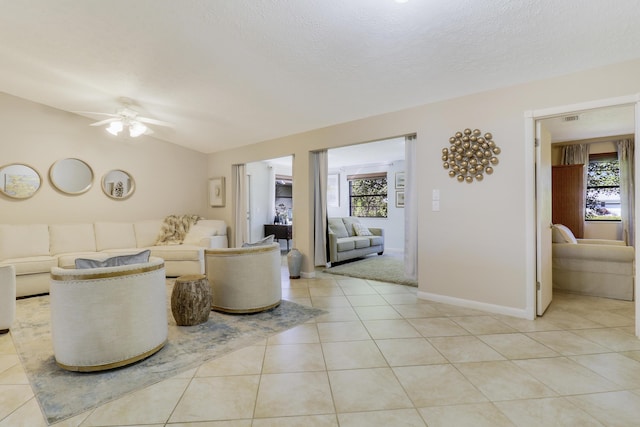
[369,235,384,246]
[342,217,361,237]
[336,239,356,252]
[552,224,577,244]
[353,223,373,236]
[353,237,371,249]
[328,218,349,238]
[184,220,225,245]
[57,252,104,269]
[1,256,57,275]
[95,222,137,251]
[149,245,204,261]
[49,223,96,255]
[75,250,151,269]
[134,220,163,248]
[0,224,50,260]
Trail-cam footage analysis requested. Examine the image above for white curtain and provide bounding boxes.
[232,164,248,248]
[313,151,328,266]
[404,135,418,280]
[561,144,589,165]
[617,138,635,246]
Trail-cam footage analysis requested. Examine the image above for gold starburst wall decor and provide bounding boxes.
[442,128,501,183]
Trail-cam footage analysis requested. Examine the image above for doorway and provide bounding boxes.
[327,137,406,254]
[245,155,293,248]
[531,96,639,336]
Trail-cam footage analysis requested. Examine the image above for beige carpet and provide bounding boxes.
[324,255,417,287]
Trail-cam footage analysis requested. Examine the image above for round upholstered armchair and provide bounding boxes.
[205,243,282,313]
[49,257,167,372]
[0,264,16,334]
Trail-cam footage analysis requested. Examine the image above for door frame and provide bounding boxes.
[524,94,640,332]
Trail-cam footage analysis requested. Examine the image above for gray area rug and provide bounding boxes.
[324,255,417,287]
[11,288,325,425]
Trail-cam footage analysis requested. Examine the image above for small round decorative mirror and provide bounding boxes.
[49,158,93,195]
[102,169,135,199]
[0,163,42,199]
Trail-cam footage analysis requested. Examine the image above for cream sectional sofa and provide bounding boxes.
[0,219,228,297]
[328,217,384,263]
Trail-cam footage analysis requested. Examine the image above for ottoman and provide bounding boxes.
[171,274,212,326]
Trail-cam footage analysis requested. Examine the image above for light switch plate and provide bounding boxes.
[432,189,440,201]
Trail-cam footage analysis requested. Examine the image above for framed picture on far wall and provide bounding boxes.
[209,177,225,207]
[395,172,405,189]
[396,191,405,208]
[327,174,340,207]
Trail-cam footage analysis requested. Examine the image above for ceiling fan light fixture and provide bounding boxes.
[82,102,170,138]
[129,121,147,137]
[106,120,123,136]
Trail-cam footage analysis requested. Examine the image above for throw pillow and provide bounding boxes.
[551,224,577,244]
[241,235,275,248]
[75,250,151,269]
[183,223,219,245]
[342,217,361,237]
[353,223,373,236]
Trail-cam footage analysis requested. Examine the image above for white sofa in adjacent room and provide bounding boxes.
[552,224,635,301]
[0,219,228,297]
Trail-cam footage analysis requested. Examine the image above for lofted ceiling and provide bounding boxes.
[1,0,639,154]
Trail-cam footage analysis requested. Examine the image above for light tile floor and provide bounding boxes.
[1,266,640,426]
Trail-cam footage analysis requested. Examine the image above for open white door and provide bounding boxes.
[536,121,553,315]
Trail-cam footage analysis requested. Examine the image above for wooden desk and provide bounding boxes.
[264,224,292,250]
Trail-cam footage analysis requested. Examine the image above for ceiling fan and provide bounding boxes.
[75,100,173,138]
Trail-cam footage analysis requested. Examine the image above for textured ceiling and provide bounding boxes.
[1,0,639,153]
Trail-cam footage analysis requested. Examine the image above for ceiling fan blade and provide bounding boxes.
[89,118,118,126]
[73,111,119,118]
[136,116,173,127]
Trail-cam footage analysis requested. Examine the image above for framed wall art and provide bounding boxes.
[396,191,405,208]
[395,172,405,189]
[209,177,225,207]
[327,173,340,207]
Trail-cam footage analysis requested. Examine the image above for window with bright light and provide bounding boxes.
[585,153,621,221]
[348,173,388,218]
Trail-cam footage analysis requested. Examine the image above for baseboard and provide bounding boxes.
[417,291,533,320]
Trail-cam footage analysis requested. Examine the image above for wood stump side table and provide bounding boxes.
[171,274,212,326]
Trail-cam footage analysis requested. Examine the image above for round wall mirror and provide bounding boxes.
[0,163,42,199]
[49,158,93,195]
[102,169,135,199]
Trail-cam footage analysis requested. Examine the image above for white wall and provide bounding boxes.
[0,92,208,224]
[207,58,640,317]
